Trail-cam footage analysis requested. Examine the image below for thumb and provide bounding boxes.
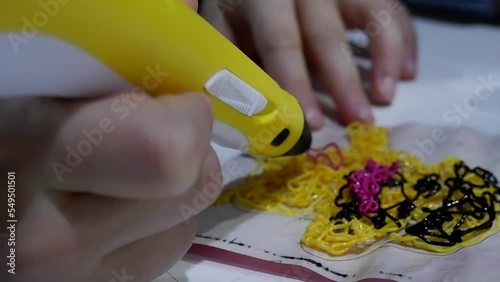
[42,91,216,199]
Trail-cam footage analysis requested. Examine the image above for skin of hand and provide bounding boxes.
[0,2,223,281]
[1,92,221,282]
[200,0,418,130]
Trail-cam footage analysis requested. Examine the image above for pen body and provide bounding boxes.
[0,0,311,157]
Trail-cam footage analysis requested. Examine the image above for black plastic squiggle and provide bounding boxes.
[330,161,500,247]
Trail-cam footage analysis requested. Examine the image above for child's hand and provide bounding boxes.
[200,0,417,129]
[2,93,221,282]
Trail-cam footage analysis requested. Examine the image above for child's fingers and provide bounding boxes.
[296,0,374,125]
[15,192,80,282]
[339,0,406,105]
[16,149,221,282]
[243,0,324,130]
[395,4,418,79]
[199,0,236,43]
[45,92,218,199]
[368,23,404,104]
[199,0,256,59]
[50,150,220,259]
[95,221,196,282]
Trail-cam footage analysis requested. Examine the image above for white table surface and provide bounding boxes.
[157,17,500,282]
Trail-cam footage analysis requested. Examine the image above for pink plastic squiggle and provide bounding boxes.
[307,143,344,170]
[348,159,399,214]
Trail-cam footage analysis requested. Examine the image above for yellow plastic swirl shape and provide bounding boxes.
[215,123,500,255]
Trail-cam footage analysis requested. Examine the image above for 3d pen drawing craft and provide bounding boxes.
[216,123,500,256]
[0,0,311,158]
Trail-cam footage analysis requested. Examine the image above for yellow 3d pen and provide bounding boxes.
[0,0,312,158]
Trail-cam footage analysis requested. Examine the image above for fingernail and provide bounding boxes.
[306,109,324,130]
[404,59,416,75]
[358,107,374,123]
[379,76,395,101]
